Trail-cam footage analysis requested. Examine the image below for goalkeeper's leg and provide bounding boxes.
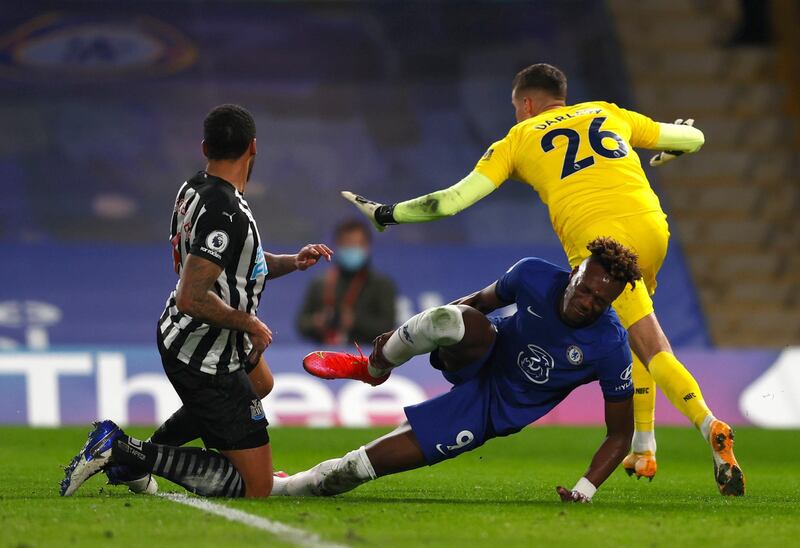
[623,352,658,480]
[629,313,744,496]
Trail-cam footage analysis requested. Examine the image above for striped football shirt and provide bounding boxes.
[159,171,268,374]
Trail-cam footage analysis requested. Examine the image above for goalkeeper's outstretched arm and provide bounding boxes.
[655,119,705,152]
[341,171,497,231]
[649,118,705,166]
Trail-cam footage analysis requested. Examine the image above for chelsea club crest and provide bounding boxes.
[566,345,583,366]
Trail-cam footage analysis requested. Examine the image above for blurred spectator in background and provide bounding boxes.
[296,219,396,345]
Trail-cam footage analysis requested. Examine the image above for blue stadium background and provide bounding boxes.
[0,1,709,350]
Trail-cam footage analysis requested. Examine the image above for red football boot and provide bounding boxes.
[303,344,390,386]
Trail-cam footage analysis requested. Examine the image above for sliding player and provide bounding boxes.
[341,64,743,495]
[287,238,639,502]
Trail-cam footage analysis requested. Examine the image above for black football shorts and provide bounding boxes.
[157,335,269,451]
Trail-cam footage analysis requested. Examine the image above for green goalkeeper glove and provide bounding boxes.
[649,118,695,167]
[341,191,392,232]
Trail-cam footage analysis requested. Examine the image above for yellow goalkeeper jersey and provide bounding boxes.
[474,101,664,245]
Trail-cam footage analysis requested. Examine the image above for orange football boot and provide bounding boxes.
[709,419,745,496]
[622,451,657,481]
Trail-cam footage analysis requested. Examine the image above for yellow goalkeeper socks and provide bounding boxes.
[648,351,711,429]
[632,353,656,432]
[631,353,657,453]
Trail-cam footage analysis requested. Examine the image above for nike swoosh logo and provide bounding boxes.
[526,306,542,318]
[435,444,448,456]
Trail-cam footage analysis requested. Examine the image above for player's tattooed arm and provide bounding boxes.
[450,281,510,315]
[265,244,333,279]
[177,254,273,361]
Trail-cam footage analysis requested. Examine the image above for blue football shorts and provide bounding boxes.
[404,340,504,465]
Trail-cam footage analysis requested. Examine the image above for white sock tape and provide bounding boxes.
[572,477,597,500]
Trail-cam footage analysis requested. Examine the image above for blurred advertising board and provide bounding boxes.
[0,344,795,428]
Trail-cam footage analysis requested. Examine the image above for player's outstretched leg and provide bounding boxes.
[629,314,745,496]
[623,353,658,481]
[648,351,744,496]
[272,423,424,497]
[272,446,377,497]
[304,304,469,385]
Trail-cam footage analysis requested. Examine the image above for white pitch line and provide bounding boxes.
[159,493,347,548]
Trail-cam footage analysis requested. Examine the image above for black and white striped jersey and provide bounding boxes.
[159,171,268,375]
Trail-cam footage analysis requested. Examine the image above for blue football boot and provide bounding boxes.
[105,464,158,495]
[60,420,123,496]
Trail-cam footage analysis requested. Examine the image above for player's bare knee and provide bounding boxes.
[243,474,273,498]
[457,305,495,347]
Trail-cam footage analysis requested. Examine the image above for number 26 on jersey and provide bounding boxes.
[541,116,628,179]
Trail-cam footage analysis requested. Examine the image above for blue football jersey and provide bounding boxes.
[488,258,633,434]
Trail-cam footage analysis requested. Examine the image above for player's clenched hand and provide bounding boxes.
[295,243,333,271]
[341,191,386,232]
[246,316,273,365]
[650,118,695,167]
[556,486,591,503]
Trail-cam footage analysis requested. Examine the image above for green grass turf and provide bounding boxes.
[1,426,798,547]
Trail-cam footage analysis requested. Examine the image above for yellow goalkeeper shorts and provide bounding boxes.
[563,212,670,329]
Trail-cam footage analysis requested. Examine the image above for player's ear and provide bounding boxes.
[524,96,535,117]
[250,138,257,156]
[201,139,209,158]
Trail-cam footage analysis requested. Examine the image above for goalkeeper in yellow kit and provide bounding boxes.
[343,63,744,496]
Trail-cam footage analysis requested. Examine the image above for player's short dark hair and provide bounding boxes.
[334,218,372,243]
[203,104,256,160]
[586,237,643,290]
[512,63,567,99]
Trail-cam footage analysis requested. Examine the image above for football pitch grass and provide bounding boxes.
[2,426,798,547]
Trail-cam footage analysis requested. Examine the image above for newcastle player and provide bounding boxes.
[61,104,332,498]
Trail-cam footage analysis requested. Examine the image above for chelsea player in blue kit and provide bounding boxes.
[288,237,641,503]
